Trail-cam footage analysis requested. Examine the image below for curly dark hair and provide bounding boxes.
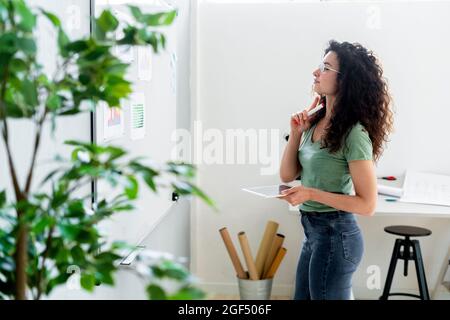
[310,40,394,162]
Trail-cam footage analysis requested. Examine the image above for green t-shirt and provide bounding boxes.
[298,122,373,212]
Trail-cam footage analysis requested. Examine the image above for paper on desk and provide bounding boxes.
[399,171,450,207]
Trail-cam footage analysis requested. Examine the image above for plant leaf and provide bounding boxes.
[21,79,38,107]
[169,287,206,300]
[0,190,6,208]
[80,273,96,291]
[142,11,177,27]
[128,6,143,22]
[32,215,53,234]
[58,28,70,57]
[58,224,80,241]
[46,93,61,111]
[66,40,89,53]
[96,10,119,33]
[40,9,61,27]
[15,0,37,32]
[16,37,36,55]
[146,284,167,300]
[124,176,138,200]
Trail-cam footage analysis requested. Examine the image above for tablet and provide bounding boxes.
[241,184,292,198]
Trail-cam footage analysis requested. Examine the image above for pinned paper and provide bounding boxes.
[112,9,135,63]
[138,46,153,81]
[114,45,134,64]
[129,92,146,140]
[102,101,124,141]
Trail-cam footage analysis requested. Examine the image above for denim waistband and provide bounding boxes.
[300,209,354,219]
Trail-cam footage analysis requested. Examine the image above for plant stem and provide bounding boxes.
[0,69,22,201]
[25,109,48,194]
[15,222,28,300]
[35,225,55,300]
[53,54,74,85]
[1,122,22,199]
[0,64,28,299]
[66,177,92,195]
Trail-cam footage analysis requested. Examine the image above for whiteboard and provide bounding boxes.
[94,0,178,247]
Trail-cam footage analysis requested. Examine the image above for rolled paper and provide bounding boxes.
[255,221,279,278]
[377,184,403,197]
[219,227,247,279]
[238,231,259,280]
[262,233,285,279]
[265,247,287,279]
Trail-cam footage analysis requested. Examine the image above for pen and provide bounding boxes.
[307,104,324,116]
[378,176,397,181]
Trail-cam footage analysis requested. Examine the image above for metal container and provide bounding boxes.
[237,277,273,300]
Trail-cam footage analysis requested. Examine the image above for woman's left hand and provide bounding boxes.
[279,186,314,206]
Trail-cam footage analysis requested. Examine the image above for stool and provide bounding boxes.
[380,225,432,300]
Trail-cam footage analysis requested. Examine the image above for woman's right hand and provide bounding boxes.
[290,95,321,135]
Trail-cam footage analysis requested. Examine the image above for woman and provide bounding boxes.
[279,40,393,300]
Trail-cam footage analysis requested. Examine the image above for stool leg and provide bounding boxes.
[412,240,430,300]
[380,238,402,300]
[403,241,409,277]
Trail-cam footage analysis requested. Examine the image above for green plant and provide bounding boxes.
[133,251,206,300]
[0,0,215,300]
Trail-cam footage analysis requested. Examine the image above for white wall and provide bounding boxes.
[192,0,450,299]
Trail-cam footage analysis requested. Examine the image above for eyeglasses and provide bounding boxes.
[318,62,340,74]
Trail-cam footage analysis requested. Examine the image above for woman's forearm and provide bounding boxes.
[309,188,377,216]
[280,131,302,182]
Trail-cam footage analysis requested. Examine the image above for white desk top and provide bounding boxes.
[288,195,450,218]
[285,178,450,218]
[375,195,450,217]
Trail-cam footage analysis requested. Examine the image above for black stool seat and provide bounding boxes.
[380,225,431,300]
[384,225,432,237]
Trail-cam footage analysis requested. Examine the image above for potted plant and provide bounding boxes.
[0,0,215,300]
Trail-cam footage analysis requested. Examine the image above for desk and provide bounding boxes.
[288,195,450,218]
[375,195,450,218]
[287,176,450,218]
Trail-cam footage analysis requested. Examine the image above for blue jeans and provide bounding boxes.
[294,210,364,300]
